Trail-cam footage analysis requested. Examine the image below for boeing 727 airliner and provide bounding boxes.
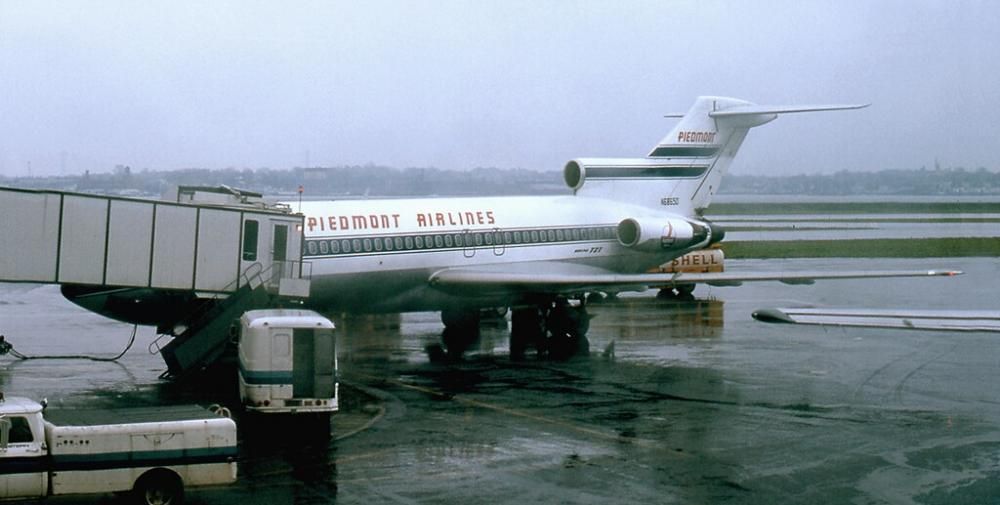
[41,96,958,364]
[281,96,958,358]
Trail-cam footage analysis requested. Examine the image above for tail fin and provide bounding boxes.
[565,96,867,215]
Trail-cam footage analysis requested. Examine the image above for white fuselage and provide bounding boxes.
[292,195,683,313]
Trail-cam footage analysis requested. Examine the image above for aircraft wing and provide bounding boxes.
[427,263,961,297]
[753,307,1000,333]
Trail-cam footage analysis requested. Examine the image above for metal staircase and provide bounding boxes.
[154,262,310,379]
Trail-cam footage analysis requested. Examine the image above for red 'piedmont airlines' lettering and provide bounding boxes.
[306,210,496,232]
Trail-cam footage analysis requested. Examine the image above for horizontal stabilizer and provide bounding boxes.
[709,103,870,118]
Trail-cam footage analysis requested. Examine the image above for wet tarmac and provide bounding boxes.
[0,257,998,504]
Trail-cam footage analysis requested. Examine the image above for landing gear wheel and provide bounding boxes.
[134,470,184,505]
[510,307,545,360]
[657,288,677,299]
[676,284,696,296]
[544,302,591,360]
[440,308,481,359]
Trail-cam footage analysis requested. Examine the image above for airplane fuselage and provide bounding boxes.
[295,194,684,313]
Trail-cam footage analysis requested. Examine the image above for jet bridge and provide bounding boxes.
[0,185,311,378]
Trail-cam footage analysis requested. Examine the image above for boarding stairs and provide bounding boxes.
[153,261,310,379]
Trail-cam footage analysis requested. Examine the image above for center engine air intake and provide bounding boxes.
[564,160,585,190]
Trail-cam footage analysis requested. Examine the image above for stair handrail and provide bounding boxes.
[147,262,267,355]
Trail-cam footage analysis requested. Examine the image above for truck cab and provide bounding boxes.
[0,395,47,498]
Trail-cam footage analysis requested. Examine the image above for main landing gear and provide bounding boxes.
[439,308,482,359]
[437,298,592,361]
[510,299,590,361]
[657,284,695,299]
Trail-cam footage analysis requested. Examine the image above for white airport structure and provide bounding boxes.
[0,185,311,377]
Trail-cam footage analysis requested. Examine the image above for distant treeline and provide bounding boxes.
[2,165,999,197]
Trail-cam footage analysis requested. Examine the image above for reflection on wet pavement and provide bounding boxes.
[0,257,998,503]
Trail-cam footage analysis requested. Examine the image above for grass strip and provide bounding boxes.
[721,238,1000,258]
[708,202,1000,215]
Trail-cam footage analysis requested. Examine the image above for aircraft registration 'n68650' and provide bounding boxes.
[282,96,960,359]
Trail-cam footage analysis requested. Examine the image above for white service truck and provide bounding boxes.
[0,395,237,504]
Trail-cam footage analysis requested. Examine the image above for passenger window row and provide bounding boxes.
[304,226,616,256]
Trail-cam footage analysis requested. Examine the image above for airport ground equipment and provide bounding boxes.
[238,309,338,414]
[0,185,312,378]
[651,246,725,296]
[0,394,237,504]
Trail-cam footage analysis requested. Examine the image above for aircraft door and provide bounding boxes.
[492,228,506,256]
[462,229,475,258]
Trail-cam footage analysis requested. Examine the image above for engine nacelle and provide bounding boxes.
[616,217,713,252]
[563,158,662,191]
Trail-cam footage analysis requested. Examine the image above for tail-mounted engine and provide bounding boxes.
[616,217,723,252]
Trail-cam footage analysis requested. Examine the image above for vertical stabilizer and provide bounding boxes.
[566,96,867,216]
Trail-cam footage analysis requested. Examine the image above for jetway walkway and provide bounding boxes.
[0,186,307,295]
[0,186,312,378]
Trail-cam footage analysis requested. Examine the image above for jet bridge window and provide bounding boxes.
[242,220,259,261]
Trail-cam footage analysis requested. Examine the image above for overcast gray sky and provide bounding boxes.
[1,0,997,177]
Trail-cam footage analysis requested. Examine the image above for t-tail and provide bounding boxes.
[564,96,868,216]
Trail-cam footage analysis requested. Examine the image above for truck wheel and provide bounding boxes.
[134,469,185,505]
